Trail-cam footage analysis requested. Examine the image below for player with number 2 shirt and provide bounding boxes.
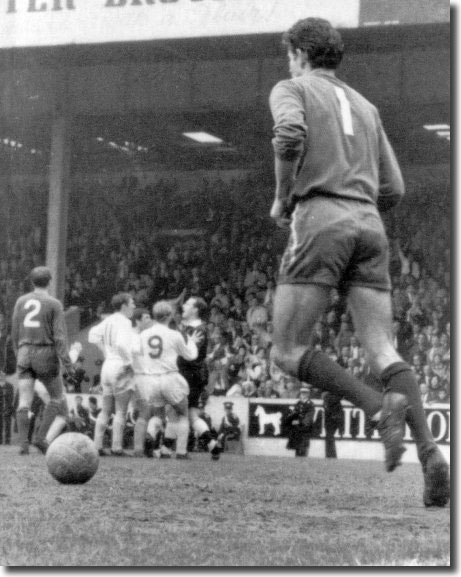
[12,266,74,455]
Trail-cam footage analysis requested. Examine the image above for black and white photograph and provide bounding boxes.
[0,0,451,567]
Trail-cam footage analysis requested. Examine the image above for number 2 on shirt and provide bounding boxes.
[24,299,41,328]
[334,86,354,136]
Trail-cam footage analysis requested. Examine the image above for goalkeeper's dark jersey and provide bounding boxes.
[269,68,404,206]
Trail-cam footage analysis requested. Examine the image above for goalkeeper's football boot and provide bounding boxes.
[376,391,408,472]
[421,445,450,507]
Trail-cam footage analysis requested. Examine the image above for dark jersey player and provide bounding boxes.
[269,17,448,507]
[11,266,75,455]
[176,297,223,460]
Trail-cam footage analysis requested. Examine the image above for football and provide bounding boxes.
[46,433,99,484]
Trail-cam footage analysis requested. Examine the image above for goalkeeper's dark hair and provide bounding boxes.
[282,17,344,70]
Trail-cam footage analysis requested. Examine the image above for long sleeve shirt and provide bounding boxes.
[269,68,404,206]
[88,312,134,365]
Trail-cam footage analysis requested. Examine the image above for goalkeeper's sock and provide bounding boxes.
[298,349,382,417]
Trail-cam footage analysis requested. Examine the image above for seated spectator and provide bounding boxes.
[210,284,230,312]
[428,374,443,403]
[241,380,258,398]
[209,359,229,396]
[337,346,351,369]
[439,332,450,363]
[259,379,280,399]
[430,354,448,381]
[410,353,424,378]
[435,388,450,404]
[246,294,269,332]
[419,383,431,405]
[226,345,247,388]
[280,378,301,399]
[241,355,263,390]
[269,362,290,397]
[409,333,429,364]
[427,334,445,364]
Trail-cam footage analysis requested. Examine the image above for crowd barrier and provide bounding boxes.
[66,394,450,464]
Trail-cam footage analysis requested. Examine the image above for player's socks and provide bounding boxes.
[158,436,174,458]
[111,413,126,453]
[175,415,190,456]
[192,416,210,437]
[159,423,176,457]
[94,414,109,451]
[16,408,30,454]
[35,399,62,443]
[298,349,382,416]
[146,416,163,440]
[45,415,68,445]
[134,417,147,455]
[381,362,438,460]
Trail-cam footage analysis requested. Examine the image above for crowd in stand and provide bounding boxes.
[0,174,450,404]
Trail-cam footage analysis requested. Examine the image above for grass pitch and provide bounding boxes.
[0,445,450,567]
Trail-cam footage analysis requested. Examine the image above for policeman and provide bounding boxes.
[284,385,315,457]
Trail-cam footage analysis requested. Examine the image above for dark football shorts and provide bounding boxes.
[183,367,208,408]
[17,346,61,382]
[278,195,391,291]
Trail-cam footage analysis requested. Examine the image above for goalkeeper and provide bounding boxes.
[268,17,449,507]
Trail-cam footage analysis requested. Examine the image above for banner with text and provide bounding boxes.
[248,399,450,445]
[1,0,360,48]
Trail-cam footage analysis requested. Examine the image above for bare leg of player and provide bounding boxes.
[16,378,35,455]
[172,400,189,459]
[133,400,152,457]
[158,406,177,458]
[94,395,114,455]
[111,390,132,455]
[33,376,69,454]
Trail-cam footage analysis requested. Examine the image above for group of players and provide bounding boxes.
[88,291,223,460]
[12,266,222,461]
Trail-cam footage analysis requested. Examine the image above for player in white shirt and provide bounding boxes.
[130,307,156,456]
[132,300,201,459]
[88,292,136,456]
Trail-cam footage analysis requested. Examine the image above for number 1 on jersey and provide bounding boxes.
[334,86,354,136]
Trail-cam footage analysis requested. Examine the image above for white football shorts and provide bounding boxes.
[100,359,135,397]
[134,372,189,407]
